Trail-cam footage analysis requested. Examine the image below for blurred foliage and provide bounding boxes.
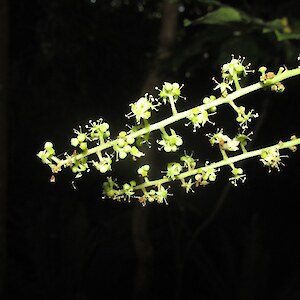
[168,1,300,80]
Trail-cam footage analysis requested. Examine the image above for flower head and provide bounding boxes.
[222,55,253,81]
[127,93,159,124]
[208,129,240,151]
[229,168,246,186]
[102,177,120,200]
[236,106,259,130]
[260,147,285,172]
[166,162,182,180]
[186,107,215,131]
[157,128,183,152]
[157,82,183,104]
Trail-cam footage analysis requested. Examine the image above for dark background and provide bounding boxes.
[1,0,300,299]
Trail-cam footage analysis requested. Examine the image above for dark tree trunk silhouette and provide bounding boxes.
[0,0,8,296]
[131,1,179,299]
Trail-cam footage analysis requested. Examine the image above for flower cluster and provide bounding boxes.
[213,56,254,97]
[195,166,218,186]
[186,106,215,131]
[37,142,55,164]
[221,55,253,82]
[126,93,159,124]
[113,131,143,160]
[166,162,182,180]
[157,128,183,152]
[102,177,120,200]
[235,106,259,130]
[92,153,112,173]
[138,185,171,205]
[71,157,89,177]
[260,147,284,172]
[208,130,240,151]
[101,166,172,205]
[229,167,246,186]
[157,82,182,104]
[259,66,285,92]
[37,56,300,206]
[213,78,233,97]
[180,153,197,171]
[137,164,150,177]
[203,95,217,112]
[87,119,110,143]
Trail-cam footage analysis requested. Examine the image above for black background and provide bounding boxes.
[4,0,300,299]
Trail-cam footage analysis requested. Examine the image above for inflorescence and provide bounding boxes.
[38,55,300,205]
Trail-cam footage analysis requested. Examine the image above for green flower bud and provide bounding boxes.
[123,145,132,153]
[164,145,172,152]
[123,183,131,191]
[71,138,79,147]
[232,168,243,176]
[104,130,110,138]
[176,137,183,147]
[119,131,127,138]
[79,142,88,151]
[77,133,86,143]
[72,166,79,173]
[236,116,244,123]
[119,151,127,159]
[100,122,109,132]
[44,142,53,150]
[117,138,126,148]
[130,146,144,158]
[127,136,135,144]
[138,165,150,177]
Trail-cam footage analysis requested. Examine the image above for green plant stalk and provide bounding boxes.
[232,73,242,90]
[130,137,300,193]
[51,66,300,168]
[169,95,178,115]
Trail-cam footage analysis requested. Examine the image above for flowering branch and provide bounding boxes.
[37,55,300,205]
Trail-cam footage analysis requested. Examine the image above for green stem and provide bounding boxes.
[160,127,168,137]
[228,100,240,113]
[233,73,241,90]
[131,137,300,192]
[219,147,235,169]
[169,95,178,115]
[240,143,247,154]
[52,67,300,168]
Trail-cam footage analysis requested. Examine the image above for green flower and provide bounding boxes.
[92,153,112,173]
[229,168,246,186]
[138,165,150,177]
[155,185,171,204]
[186,107,215,131]
[235,106,258,130]
[222,55,253,81]
[37,141,55,164]
[208,130,240,151]
[213,78,233,97]
[180,153,197,170]
[158,82,182,103]
[181,178,194,193]
[87,119,110,141]
[127,94,158,124]
[122,181,136,200]
[157,128,183,152]
[260,147,285,172]
[166,162,182,180]
[102,177,120,200]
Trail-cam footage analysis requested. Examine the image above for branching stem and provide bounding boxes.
[131,137,300,192]
[52,66,300,168]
